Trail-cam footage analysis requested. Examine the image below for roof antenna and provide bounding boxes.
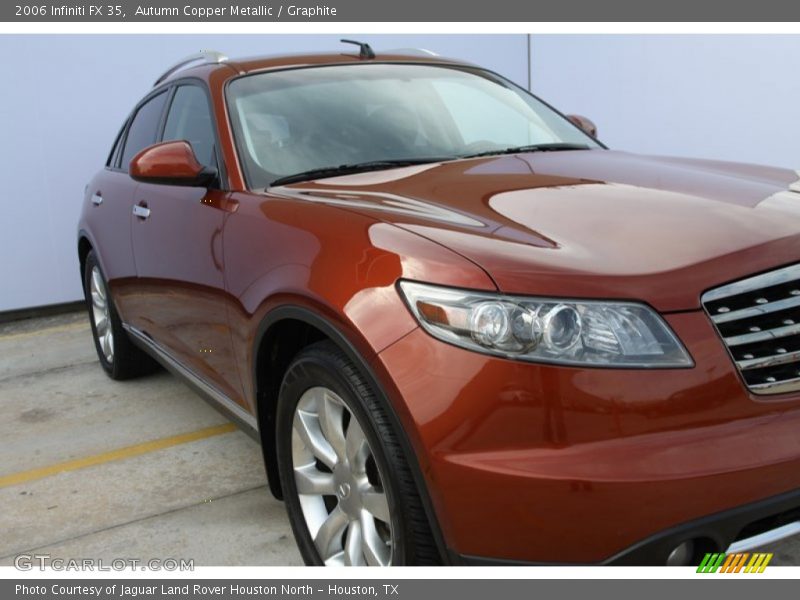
[340,39,376,60]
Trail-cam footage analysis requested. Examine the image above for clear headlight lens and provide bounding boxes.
[398,281,693,368]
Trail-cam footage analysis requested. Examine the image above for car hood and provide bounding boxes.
[270,150,800,311]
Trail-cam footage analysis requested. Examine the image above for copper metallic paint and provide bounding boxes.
[567,114,598,137]
[77,52,800,564]
[129,140,207,184]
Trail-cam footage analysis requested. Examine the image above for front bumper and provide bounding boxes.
[372,310,800,564]
[462,486,800,565]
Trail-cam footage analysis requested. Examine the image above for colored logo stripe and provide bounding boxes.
[697,552,772,573]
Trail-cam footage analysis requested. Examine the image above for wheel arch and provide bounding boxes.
[77,231,94,291]
[251,304,452,563]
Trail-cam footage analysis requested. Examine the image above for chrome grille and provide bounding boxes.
[702,264,800,395]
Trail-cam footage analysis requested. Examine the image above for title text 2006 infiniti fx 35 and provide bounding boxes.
[78,45,800,566]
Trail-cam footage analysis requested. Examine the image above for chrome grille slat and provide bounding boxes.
[749,376,800,395]
[723,323,800,347]
[702,264,800,303]
[702,263,800,396]
[711,294,800,324]
[737,348,800,371]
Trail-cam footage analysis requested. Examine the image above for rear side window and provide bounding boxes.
[105,123,126,168]
[119,91,168,171]
[162,85,216,168]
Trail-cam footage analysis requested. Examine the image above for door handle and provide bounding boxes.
[210,227,223,271]
[91,193,103,206]
[133,202,151,219]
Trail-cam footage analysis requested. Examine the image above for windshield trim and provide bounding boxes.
[223,61,607,190]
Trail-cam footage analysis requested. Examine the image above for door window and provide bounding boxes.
[119,91,168,171]
[162,85,217,168]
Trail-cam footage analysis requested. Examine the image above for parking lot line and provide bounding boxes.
[0,422,237,489]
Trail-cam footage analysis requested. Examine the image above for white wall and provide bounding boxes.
[6,34,800,312]
[530,35,800,168]
[0,34,529,312]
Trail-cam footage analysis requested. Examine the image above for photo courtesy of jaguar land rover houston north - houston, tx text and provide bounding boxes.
[77,43,800,566]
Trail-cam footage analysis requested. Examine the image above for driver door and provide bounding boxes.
[128,82,243,402]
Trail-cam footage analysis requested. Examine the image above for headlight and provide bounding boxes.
[398,281,693,368]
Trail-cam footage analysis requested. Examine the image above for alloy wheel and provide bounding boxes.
[90,266,114,364]
[291,386,393,566]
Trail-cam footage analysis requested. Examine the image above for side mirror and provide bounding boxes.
[566,114,598,138]
[129,140,217,187]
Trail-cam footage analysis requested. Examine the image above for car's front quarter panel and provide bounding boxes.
[221,190,497,415]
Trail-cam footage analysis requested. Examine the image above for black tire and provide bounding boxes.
[276,340,440,566]
[83,250,158,380]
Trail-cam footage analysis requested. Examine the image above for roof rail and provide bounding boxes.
[154,50,228,86]
[380,48,439,57]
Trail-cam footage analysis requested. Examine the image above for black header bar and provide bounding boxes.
[3,0,800,22]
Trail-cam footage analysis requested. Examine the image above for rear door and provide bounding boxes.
[128,81,243,403]
[88,90,169,319]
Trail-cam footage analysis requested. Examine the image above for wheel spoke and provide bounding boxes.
[318,390,346,462]
[91,290,106,311]
[362,489,390,523]
[314,507,348,561]
[94,313,108,333]
[91,269,106,299]
[360,512,391,566]
[294,463,335,495]
[345,418,368,470]
[103,331,113,361]
[294,410,337,469]
[344,520,364,566]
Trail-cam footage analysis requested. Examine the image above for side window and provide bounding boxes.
[119,91,168,171]
[105,122,126,168]
[162,85,216,168]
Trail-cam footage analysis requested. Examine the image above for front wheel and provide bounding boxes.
[276,341,440,566]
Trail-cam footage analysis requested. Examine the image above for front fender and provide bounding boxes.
[223,192,497,407]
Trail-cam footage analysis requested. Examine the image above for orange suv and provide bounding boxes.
[77,42,800,566]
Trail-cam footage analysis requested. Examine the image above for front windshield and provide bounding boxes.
[226,63,601,188]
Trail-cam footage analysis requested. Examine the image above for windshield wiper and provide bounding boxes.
[459,143,591,159]
[269,157,453,187]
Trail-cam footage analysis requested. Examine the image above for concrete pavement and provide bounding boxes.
[0,312,301,567]
[0,311,798,567]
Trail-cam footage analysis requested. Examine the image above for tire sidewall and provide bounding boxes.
[276,350,408,566]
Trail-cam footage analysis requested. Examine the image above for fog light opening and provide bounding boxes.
[666,540,695,566]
